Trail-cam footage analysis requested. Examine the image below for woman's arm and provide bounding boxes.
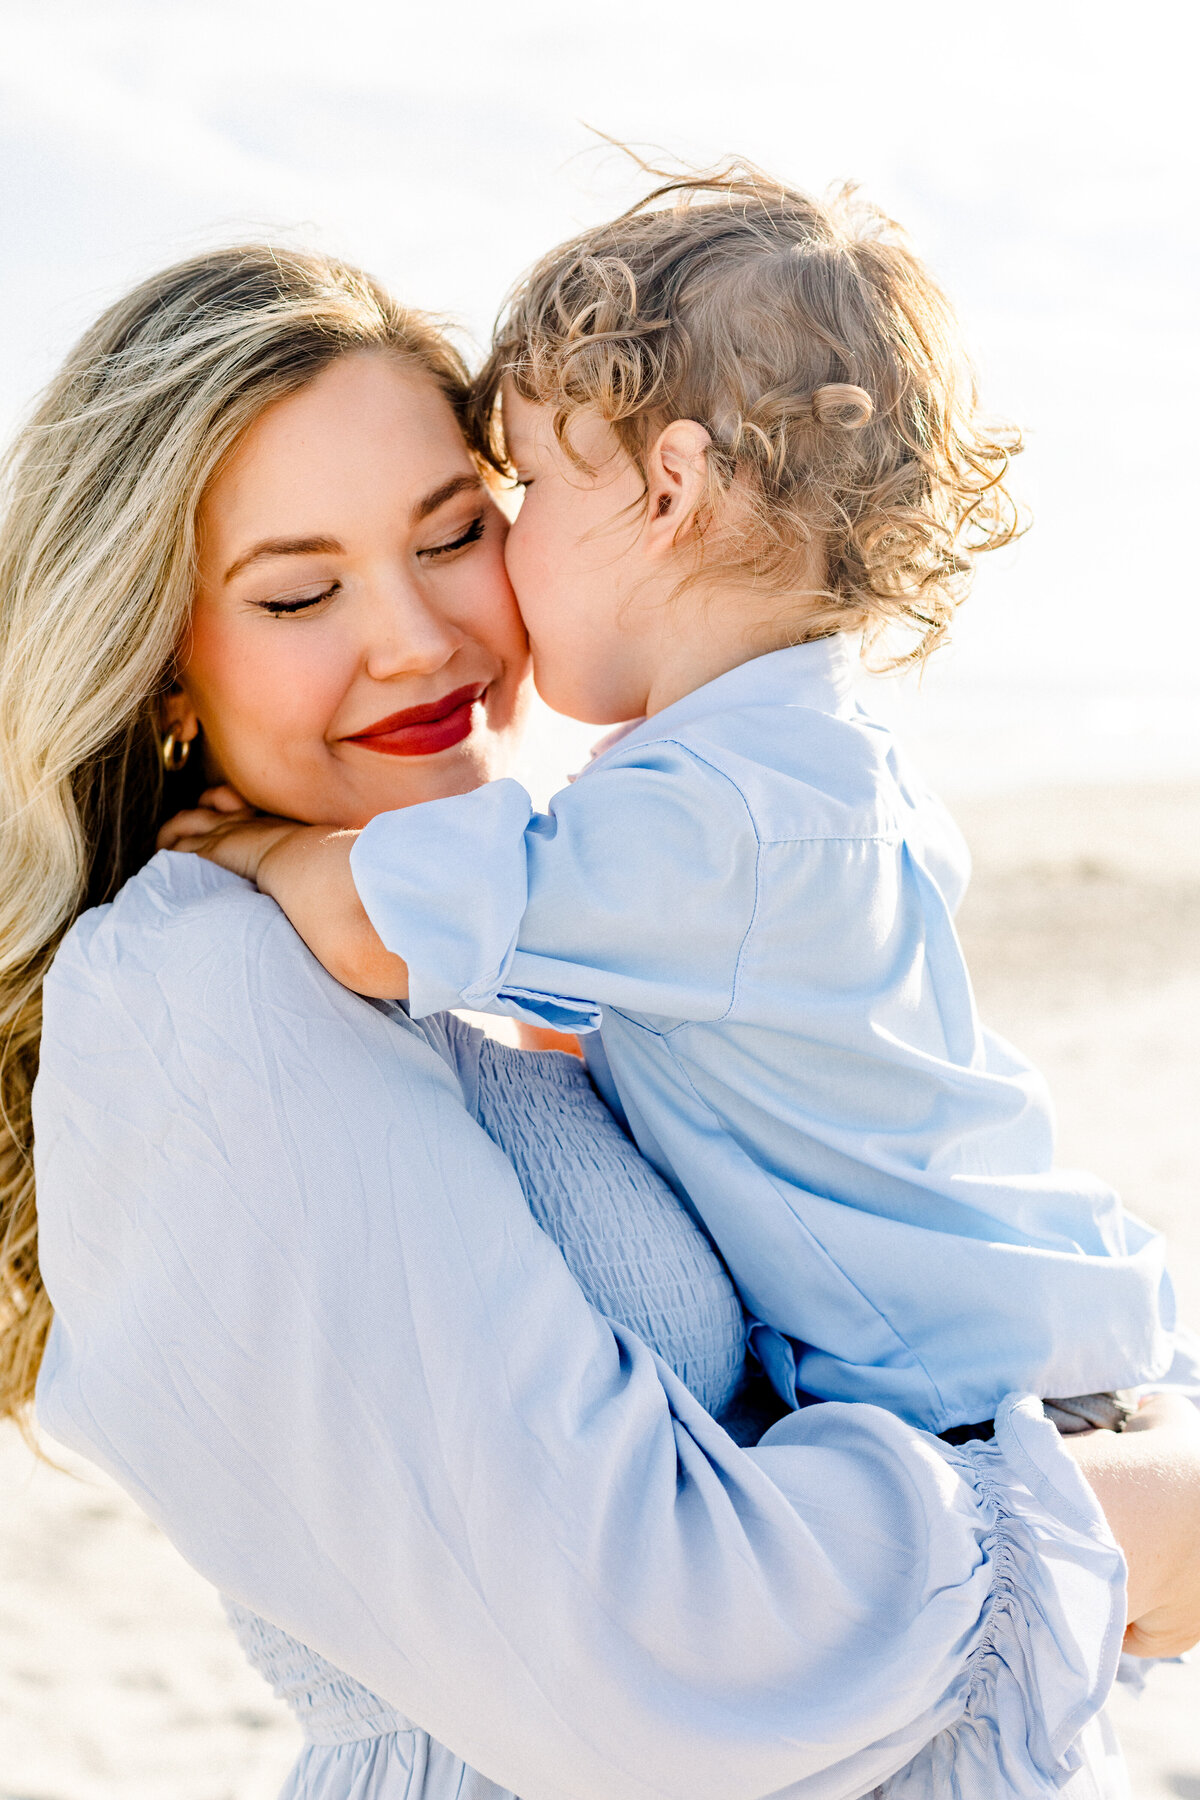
[1066,1393,1200,1656]
[34,854,1136,1800]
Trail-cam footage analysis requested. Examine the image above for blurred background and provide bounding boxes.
[1,1,1197,1794]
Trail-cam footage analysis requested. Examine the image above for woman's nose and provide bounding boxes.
[363,576,466,682]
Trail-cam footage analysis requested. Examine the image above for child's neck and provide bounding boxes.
[638,583,820,718]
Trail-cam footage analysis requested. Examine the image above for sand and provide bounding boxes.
[950,783,1200,1796]
[2,779,1198,1798]
[0,1431,300,1800]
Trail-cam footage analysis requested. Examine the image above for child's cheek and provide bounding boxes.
[502,513,552,630]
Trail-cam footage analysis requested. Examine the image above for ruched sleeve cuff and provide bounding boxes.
[351,781,602,1030]
[896,1393,1127,1796]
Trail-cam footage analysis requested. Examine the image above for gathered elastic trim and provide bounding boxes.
[895,1395,1127,1796]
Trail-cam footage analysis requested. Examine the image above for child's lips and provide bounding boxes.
[345,684,487,757]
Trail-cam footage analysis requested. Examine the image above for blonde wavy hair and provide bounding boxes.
[0,246,471,1419]
[471,160,1023,662]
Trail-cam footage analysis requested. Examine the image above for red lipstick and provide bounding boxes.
[346,684,486,757]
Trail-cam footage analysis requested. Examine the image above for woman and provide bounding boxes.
[2,246,1196,1800]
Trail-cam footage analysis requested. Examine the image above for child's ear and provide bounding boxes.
[644,420,711,553]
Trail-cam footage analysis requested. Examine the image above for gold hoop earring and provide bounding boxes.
[161,730,191,773]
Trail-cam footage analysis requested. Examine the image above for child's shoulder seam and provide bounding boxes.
[757,829,903,848]
[608,729,904,847]
[607,731,764,840]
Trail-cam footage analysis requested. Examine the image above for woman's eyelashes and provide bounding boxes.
[258,581,340,617]
[252,516,487,615]
[417,513,486,561]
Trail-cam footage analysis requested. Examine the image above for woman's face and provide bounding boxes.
[180,352,530,829]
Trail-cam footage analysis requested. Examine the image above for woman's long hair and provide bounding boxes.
[0,246,472,1418]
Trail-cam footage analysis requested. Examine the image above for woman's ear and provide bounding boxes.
[157,681,201,749]
[643,420,712,555]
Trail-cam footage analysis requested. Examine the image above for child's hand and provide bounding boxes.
[158,786,300,884]
[158,782,254,845]
[1065,1392,1200,1657]
[163,793,408,1000]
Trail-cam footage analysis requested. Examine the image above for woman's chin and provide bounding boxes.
[333,742,501,829]
[250,705,527,832]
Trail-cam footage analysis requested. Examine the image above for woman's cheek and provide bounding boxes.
[463,535,530,666]
[194,623,348,786]
[265,630,358,752]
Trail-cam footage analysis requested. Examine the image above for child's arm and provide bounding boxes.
[254,826,409,999]
[349,757,756,1030]
[515,1022,584,1056]
[163,746,753,1025]
[159,793,408,999]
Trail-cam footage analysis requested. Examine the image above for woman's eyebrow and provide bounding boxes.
[411,473,484,523]
[220,476,481,581]
[223,536,342,583]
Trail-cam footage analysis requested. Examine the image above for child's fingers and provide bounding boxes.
[199,784,253,814]
[157,807,228,851]
[165,832,216,857]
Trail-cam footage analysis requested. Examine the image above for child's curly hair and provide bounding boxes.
[471,160,1024,666]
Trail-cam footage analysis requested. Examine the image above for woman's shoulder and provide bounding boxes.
[46,851,459,1089]
[58,850,282,980]
[43,852,320,1097]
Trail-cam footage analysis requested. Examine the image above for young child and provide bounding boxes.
[185,167,1171,1438]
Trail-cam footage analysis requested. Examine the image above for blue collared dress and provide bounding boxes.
[352,635,1173,1434]
[33,855,1132,1797]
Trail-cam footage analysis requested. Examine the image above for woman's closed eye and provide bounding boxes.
[252,513,486,614]
[418,514,486,562]
[258,581,340,617]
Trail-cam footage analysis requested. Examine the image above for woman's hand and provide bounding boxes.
[1065,1392,1200,1657]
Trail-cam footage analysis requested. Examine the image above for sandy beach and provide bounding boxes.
[2,779,1198,1798]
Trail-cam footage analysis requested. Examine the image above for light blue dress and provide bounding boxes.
[34,855,1130,1798]
[352,635,1172,1431]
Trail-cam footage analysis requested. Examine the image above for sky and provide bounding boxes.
[1,0,1197,793]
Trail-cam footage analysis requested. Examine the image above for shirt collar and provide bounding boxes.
[595,634,859,762]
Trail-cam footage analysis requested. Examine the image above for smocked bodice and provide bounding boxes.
[468,1033,746,1416]
[223,1602,412,1747]
[225,1020,746,1765]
